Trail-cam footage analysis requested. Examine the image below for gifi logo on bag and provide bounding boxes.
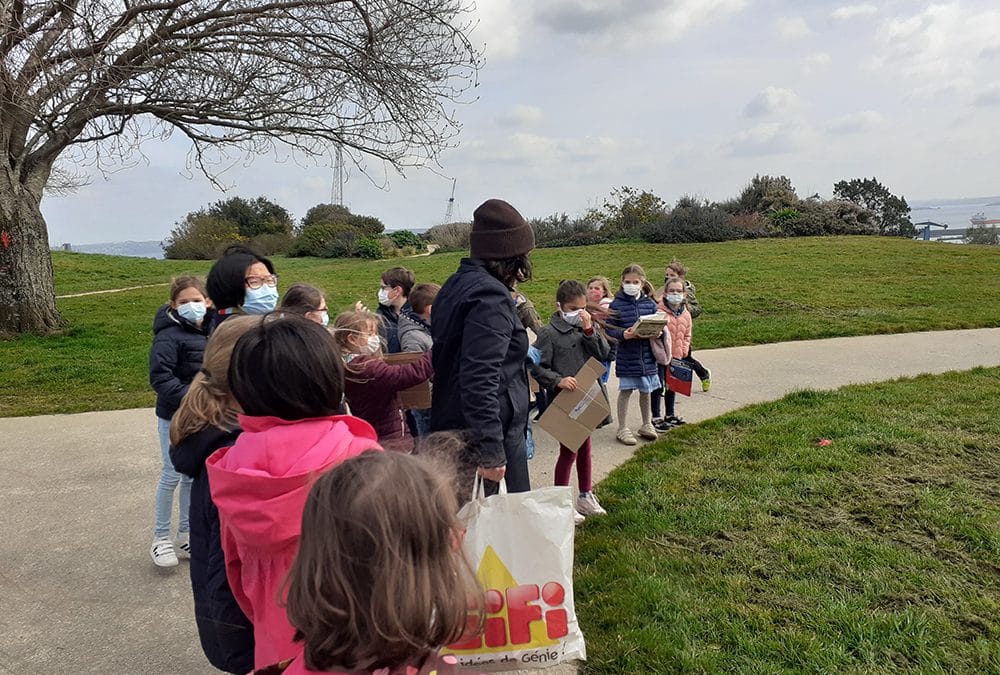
[448,545,569,652]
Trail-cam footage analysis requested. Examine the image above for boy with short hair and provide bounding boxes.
[376,267,415,353]
[397,282,439,438]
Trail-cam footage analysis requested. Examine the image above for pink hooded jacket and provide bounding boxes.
[207,414,382,668]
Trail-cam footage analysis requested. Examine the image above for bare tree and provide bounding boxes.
[0,0,480,335]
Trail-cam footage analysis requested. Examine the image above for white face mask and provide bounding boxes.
[365,335,382,354]
[377,287,392,306]
[622,282,642,297]
[666,293,685,305]
[177,301,207,324]
[561,309,582,325]
[318,310,330,327]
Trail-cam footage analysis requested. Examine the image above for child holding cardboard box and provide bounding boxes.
[531,280,611,523]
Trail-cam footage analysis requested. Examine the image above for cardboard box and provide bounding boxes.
[382,352,432,409]
[536,357,611,450]
[630,312,670,339]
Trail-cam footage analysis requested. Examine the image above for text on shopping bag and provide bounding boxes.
[448,545,569,652]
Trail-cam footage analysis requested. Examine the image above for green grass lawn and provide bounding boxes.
[2,236,999,417]
[577,367,1000,673]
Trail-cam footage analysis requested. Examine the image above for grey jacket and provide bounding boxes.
[398,311,433,352]
[531,312,611,391]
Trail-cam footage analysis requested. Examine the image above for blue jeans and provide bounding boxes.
[155,417,192,539]
[411,408,433,438]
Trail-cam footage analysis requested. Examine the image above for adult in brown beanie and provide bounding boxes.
[430,199,535,493]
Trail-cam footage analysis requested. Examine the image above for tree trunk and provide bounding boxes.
[0,165,63,336]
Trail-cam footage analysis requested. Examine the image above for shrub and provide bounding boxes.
[530,213,604,248]
[964,224,1000,245]
[207,196,293,237]
[387,229,425,250]
[425,221,472,251]
[301,203,352,230]
[640,197,741,243]
[289,222,360,258]
[163,212,244,259]
[356,235,385,259]
[249,232,294,256]
[730,212,776,238]
[347,214,385,237]
[738,175,799,214]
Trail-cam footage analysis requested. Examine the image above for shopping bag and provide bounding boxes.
[442,479,586,671]
[666,357,693,396]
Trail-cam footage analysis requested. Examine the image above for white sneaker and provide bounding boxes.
[616,428,638,446]
[174,532,191,560]
[150,537,179,568]
[637,423,658,440]
[577,492,607,516]
[574,511,586,525]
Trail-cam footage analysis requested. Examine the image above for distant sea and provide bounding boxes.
[908,195,1000,235]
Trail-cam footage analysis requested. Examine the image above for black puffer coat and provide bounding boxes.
[430,258,530,492]
[149,304,207,419]
[170,425,253,674]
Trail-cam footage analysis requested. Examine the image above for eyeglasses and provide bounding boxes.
[245,274,278,289]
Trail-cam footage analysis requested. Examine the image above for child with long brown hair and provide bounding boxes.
[333,309,433,453]
[149,275,211,568]
[261,451,484,675]
[587,275,616,385]
[170,315,262,674]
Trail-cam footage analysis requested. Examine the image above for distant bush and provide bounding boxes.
[163,212,244,259]
[249,232,294,256]
[426,221,471,251]
[347,214,386,237]
[640,196,742,243]
[356,236,385,259]
[387,229,425,250]
[289,222,360,258]
[965,224,1000,245]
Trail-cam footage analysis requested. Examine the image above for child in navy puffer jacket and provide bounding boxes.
[604,264,660,446]
[148,275,209,568]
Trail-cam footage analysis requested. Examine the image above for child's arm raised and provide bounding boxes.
[373,351,434,393]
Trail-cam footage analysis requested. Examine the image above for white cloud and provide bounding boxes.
[470,0,523,61]
[875,4,1000,83]
[496,104,545,128]
[744,87,801,118]
[802,52,832,74]
[725,122,807,157]
[827,110,884,134]
[832,4,877,21]
[973,84,1000,107]
[463,132,622,166]
[534,0,748,48]
[775,16,810,39]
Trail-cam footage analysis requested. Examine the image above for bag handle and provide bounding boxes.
[471,474,509,501]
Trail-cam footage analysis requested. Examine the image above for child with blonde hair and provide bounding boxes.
[333,310,433,453]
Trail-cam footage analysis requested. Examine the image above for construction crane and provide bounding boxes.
[444,178,457,222]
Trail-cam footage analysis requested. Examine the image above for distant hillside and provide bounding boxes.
[54,241,164,258]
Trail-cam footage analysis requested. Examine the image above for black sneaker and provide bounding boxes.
[653,418,674,432]
[667,415,687,426]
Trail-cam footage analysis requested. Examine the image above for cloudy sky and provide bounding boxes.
[43,0,1000,245]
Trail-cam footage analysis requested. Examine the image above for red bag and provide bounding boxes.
[666,358,693,397]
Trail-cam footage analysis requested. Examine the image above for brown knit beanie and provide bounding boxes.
[470,199,535,260]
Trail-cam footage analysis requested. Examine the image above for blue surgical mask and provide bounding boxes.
[243,285,278,315]
[177,301,207,324]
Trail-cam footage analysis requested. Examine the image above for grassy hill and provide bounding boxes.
[2,237,999,417]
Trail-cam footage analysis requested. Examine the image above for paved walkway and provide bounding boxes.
[1,328,998,674]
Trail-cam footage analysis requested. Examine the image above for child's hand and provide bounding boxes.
[558,376,578,391]
[354,300,368,312]
[623,327,636,340]
[579,309,593,330]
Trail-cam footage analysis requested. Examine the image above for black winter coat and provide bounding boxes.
[606,291,660,378]
[149,304,208,419]
[430,259,530,492]
[377,302,411,354]
[170,426,253,674]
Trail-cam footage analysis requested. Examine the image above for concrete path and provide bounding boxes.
[1,328,998,674]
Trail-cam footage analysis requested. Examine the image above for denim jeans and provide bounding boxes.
[154,417,192,539]
[410,408,433,438]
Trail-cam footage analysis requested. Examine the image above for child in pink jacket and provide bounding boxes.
[207,315,383,669]
[659,277,692,428]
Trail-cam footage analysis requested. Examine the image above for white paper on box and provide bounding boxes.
[569,382,602,420]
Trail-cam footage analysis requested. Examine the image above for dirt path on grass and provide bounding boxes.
[56,282,170,298]
[1,327,998,673]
